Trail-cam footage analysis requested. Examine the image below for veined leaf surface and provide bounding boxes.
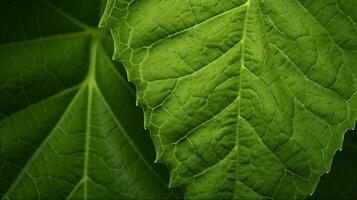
[0,0,177,199]
[101,0,357,199]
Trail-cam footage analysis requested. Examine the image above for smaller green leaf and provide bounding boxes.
[101,0,357,199]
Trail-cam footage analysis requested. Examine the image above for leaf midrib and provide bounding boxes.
[235,0,250,197]
[82,36,99,199]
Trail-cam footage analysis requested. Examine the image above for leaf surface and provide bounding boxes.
[101,0,357,199]
[0,0,178,199]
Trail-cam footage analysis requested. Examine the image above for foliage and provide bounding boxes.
[0,0,356,199]
[0,0,179,199]
[101,0,357,199]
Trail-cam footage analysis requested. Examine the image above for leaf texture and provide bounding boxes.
[101,0,357,199]
[0,0,178,199]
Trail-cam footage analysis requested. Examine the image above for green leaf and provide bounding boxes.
[101,0,357,199]
[0,0,179,199]
[309,128,357,199]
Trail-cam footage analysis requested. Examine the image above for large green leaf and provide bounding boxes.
[0,0,179,199]
[101,0,357,199]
